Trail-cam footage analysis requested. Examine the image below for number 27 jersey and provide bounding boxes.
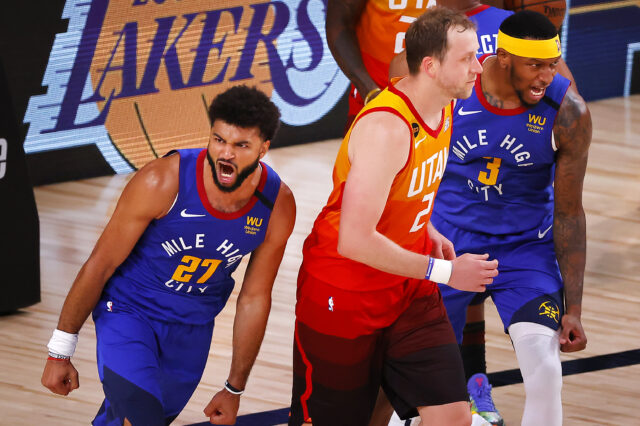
[100,149,281,324]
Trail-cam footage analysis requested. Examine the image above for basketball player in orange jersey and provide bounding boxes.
[289,8,497,426]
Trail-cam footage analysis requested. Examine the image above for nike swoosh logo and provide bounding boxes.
[538,225,552,239]
[458,107,481,116]
[180,209,206,218]
[414,135,427,149]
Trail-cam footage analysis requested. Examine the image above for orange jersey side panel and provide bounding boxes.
[303,81,453,291]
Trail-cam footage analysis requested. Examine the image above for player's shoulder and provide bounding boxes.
[352,110,412,154]
[554,87,591,151]
[135,152,180,189]
[126,153,180,211]
[275,180,295,212]
[557,86,589,123]
[265,180,296,241]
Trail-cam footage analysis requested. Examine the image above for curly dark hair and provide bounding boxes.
[207,85,281,141]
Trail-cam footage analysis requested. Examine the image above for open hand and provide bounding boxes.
[448,253,498,292]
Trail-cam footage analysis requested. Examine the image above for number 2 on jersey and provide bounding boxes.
[172,256,222,283]
[478,157,502,186]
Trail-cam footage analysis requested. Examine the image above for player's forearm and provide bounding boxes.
[326,0,378,98]
[338,229,429,280]
[227,294,271,390]
[553,210,586,317]
[57,259,114,333]
[328,30,379,97]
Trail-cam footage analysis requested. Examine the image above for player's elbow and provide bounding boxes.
[336,228,367,262]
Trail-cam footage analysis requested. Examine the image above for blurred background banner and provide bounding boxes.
[3,0,639,186]
[20,0,350,185]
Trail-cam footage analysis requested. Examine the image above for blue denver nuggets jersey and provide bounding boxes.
[467,5,513,57]
[101,148,281,324]
[432,60,570,236]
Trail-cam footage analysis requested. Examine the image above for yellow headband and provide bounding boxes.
[497,30,562,59]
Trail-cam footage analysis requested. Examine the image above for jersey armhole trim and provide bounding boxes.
[353,106,414,174]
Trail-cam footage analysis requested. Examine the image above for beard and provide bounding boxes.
[511,68,540,108]
[206,150,261,193]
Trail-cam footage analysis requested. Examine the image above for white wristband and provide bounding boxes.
[47,329,79,358]
[425,257,453,284]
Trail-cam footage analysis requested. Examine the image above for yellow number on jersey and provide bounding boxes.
[172,256,222,283]
[478,157,502,186]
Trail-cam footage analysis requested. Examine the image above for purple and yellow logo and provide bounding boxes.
[24,0,348,172]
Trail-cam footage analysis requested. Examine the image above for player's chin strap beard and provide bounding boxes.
[206,149,221,177]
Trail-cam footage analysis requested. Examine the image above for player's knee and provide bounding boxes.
[523,352,562,397]
[510,322,562,400]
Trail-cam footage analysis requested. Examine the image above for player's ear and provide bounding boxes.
[496,48,511,68]
[259,140,270,158]
[421,56,437,78]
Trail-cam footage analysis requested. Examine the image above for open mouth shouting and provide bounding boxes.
[529,85,547,102]
[216,160,237,186]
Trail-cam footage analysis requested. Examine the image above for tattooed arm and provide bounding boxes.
[326,0,379,100]
[553,88,592,352]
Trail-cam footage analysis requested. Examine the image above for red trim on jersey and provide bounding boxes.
[295,322,314,423]
[388,83,445,138]
[196,149,268,220]
[449,100,455,140]
[466,4,490,17]
[352,106,414,174]
[474,55,528,116]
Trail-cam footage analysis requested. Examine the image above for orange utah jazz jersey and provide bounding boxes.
[303,81,453,291]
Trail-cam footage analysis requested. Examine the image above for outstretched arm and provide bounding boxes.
[553,88,592,352]
[41,155,179,395]
[326,0,379,99]
[204,182,296,425]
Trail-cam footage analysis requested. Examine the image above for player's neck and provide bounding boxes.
[397,76,450,129]
[481,56,523,109]
[202,161,263,213]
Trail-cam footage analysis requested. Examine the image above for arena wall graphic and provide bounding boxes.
[16,0,640,185]
[23,0,350,183]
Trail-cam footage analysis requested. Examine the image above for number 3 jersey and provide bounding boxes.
[432,56,571,236]
[100,148,281,325]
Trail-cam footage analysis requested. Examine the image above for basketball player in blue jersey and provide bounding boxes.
[40,85,296,426]
[429,10,591,426]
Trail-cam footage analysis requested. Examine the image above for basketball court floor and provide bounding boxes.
[1,95,639,425]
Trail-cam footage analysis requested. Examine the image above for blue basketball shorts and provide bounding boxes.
[433,217,565,344]
[91,298,215,426]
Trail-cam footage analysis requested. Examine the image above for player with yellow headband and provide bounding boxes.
[426,10,592,426]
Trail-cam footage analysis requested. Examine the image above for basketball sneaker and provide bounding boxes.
[468,373,505,426]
